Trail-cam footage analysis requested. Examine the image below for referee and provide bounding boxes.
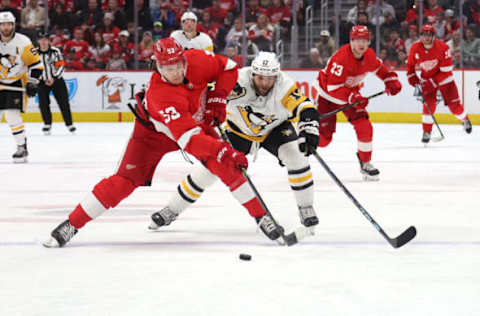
[37,32,76,135]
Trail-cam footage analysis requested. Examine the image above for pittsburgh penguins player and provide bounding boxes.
[149,52,320,231]
[0,11,43,163]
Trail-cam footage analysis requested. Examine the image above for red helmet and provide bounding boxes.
[153,38,185,65]
[421,24,435,35]
[350,25,370,40]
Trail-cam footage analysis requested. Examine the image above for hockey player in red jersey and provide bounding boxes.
[407,24,472,144]
[43,38,285,247]
[315,25,402,181]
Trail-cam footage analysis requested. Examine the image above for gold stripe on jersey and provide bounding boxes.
[11,124,24,132]
[225,120,269,143]
[21,43,41,68]
[205,45,214,52]
[281,83,309,114]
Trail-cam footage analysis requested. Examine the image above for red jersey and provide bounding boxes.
[63,40,90,60]
[317,44,394,105]
[266,5,291,25]
[406,39,453,86]
[143,50,238,159]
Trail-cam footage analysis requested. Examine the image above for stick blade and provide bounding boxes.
[431,135,445,142]
[390,226,417,248]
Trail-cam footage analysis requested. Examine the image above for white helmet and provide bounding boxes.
[251,52,280,77]
[181,11,197,22]
[0,11,15,23]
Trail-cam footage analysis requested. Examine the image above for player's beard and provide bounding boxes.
[0,27,14,40]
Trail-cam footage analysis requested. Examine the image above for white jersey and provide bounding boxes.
[226,67,315,142]
[170,31,214,51]
[0,32,42,84]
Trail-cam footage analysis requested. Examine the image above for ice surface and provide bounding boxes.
[1,122,479,316]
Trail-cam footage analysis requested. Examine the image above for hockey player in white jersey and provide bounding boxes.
[149,52,320,231]
[0,12,43,163]
[170,11,214,51]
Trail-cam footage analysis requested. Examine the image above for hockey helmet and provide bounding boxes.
[420,24,435,35]
[350,25,370,40]
[181,11,197,22]
[0,11,15,24]
[251,52,280,77]
[153,37,185,65]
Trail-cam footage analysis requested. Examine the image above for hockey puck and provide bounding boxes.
[239,253,252,261]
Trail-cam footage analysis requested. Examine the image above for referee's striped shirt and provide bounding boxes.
[38,46,65,81]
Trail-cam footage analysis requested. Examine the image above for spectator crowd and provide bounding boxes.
[1,0,478,70]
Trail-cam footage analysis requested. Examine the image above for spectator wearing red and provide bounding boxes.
[246,0,266,28]
[100,0,125,11]
[197,10,222,45]
[206,0,228,24]
[444,9,461,38]
[5,0,22,11]
[219,0,236,12]
[64,27,90,62]
[65,48,84,70]
[112,30,134,66]
[137,31,154,68]
[424,0,444,23]
[248,13,274,51]
[463,0,480,25]
[50,27,69,48]
[89,31,111,68]
[267,0,290,26]
[385,29,405,53]
[48,0,74,12]
[98,12,120,44]
[403,0,420,26]
[173,0,190,25]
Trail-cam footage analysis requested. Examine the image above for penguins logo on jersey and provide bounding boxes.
[0,53,19,78]
[228,83,246,100]
[238,105,277,134]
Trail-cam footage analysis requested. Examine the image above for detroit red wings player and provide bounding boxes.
[315,25,402,181]
[407,24,472,144]
[43,38,285,247]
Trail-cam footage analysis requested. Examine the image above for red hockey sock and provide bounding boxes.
[357,150,371,162]
[422,123,433,133]
[69,204,92,229]
[242,197,265,218]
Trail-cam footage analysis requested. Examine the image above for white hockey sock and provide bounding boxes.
[170,165,218,213]
[4,110,26,146]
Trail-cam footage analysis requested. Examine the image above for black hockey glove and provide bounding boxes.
[298,108,319,156]
[26,82,38,97]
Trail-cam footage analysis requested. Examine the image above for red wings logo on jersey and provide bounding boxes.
[419,60,439,72]
[345,74,367,88]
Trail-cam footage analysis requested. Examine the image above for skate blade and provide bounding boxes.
[362,174,379,181]
[13,157,28,163]
[43,237,60,248]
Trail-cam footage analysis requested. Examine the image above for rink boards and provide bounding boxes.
[5,69,480,124]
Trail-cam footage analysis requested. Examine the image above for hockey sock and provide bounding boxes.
[5,110,26,146]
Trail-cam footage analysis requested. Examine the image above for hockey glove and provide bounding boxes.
[421,78,437,95]
[205,89,228,126]
[384,76,402,96]
[298,108,319,156]
[26,82,38,97]
[216,143,248,170]
[407,73,420,87]
[348,91,369,109]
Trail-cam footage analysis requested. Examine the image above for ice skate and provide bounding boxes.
[12,142,28,163]
[67,125,76,134]
[421,132,431,146]
[42,125,51,135]
[255,214,284,241]
[357,153,379,181]
[149,207,178,230]
[298,205,318,227]
[43,219,78,248]
[463,118,472,134]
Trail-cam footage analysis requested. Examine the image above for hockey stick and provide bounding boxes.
[311,150,416,248]
[215,122,311,246]
[415,85,445,142]
[317,91,385,121]
[0,84,26,92]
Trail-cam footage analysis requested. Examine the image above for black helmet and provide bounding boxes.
[38,31,50,39]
